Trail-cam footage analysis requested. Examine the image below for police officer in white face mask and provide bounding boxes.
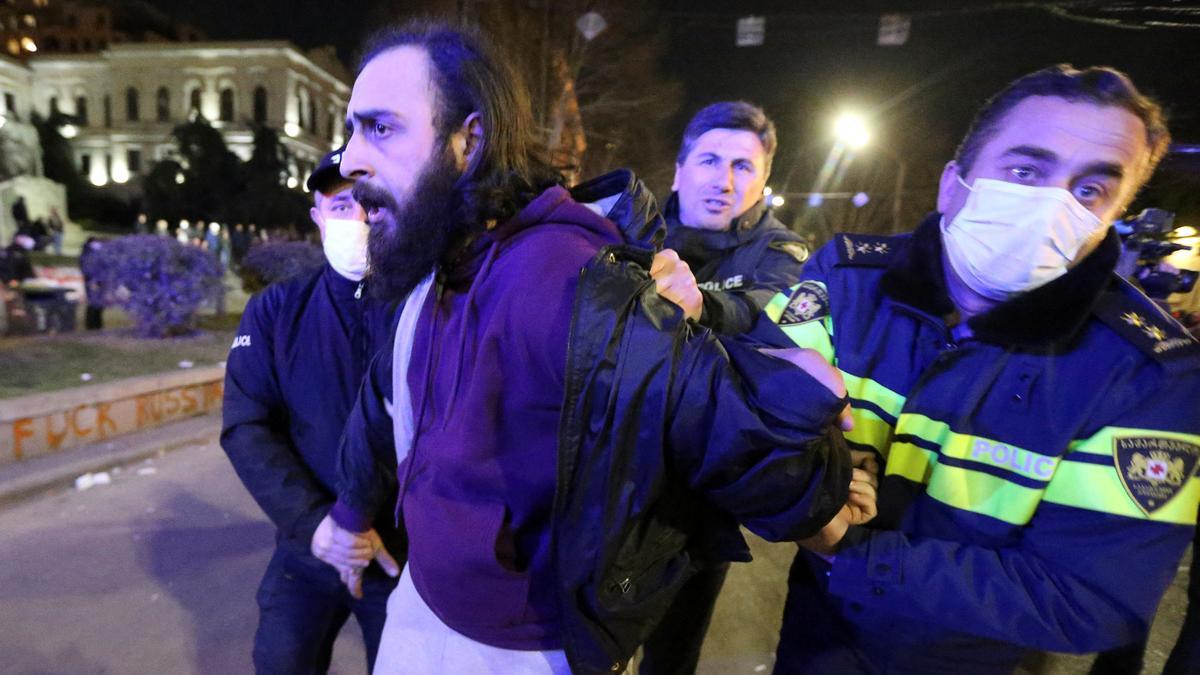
[765,65,1200,674]
[310,151,370,283]
[221,149,404,675]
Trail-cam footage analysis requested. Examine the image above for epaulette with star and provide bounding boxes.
[834,233,897,267]
[1094,277,1200,371]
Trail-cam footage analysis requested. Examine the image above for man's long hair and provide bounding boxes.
[357,20,563,227]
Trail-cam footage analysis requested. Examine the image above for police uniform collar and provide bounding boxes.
[882,213,1120,349]
[663,192,772,251]
[731,198,768,231]
[323,261,364,295]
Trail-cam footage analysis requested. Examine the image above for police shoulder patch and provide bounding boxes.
[768,240,810,264]
[779,280,829,326]
[1094,278,1200,368]
[834,233,896,267]
[1114,436,1200,517]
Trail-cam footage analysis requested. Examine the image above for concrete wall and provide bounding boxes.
[0,365,224,465]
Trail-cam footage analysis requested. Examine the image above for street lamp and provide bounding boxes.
[833,112,870,150]
[832,111,906,228]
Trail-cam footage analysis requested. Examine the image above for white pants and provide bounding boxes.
[372,566,572,675]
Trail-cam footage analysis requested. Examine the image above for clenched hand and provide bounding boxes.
[650,249,703,322]
[311,512,400,598]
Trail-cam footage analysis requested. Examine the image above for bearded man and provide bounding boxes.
[311,21,874,675]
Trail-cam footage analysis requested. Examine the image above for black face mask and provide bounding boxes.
[355,145,469,303]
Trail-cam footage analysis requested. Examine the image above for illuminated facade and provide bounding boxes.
[28,41,349,190]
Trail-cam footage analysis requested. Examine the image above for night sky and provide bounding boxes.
[149,0,1200,221]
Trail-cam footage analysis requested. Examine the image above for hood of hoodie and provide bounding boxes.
[441,184,628,290]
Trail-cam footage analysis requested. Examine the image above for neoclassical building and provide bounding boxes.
[28,41,349,190]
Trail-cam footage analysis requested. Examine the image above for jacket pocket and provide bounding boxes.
[599,543,693,611]
[405,493,533,628]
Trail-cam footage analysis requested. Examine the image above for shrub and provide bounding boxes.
[237,241,325,294]
[83,235,223,338]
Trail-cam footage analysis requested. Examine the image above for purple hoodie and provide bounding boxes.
[400,186,622,649]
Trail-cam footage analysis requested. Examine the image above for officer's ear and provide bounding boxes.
[310,206,326,240]
[937,160,964,215]
[671,162,683,192]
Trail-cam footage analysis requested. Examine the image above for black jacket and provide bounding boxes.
[664,194,808,334]
[555,243,852,673]
[221,264,403,556]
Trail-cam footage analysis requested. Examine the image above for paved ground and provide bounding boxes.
[0,431,367,674]
[0,417,1191,674]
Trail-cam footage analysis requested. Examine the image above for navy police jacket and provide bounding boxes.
[664,194,808,335]
[221,263,403,556]
[763,215,1200,672]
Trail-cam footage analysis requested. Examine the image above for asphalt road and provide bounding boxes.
[0,438,1190,674]
[0,440,366,674]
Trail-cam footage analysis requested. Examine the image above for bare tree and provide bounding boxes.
[365,0,682,188]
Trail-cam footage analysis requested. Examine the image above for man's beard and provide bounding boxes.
[355,147,469,303]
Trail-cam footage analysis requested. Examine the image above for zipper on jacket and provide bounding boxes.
[354,281,363,300]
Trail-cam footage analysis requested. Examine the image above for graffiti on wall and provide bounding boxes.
[4,379,223,462]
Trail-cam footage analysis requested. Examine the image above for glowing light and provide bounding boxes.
[833,112,870,149]
[852,191,870,208]
[807,193,824,208]
[20,37,37,53]
[111,163,130,184]
[284,122,301,138]
[60,124,78,138]
[770,195,785,208]
[763,186,773,197]
[175,172,185,184]
[1175,226,1197,238]
[286,176,298,189]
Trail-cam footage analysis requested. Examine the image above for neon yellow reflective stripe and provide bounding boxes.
[932,432,1050,525]
[927,463,1045,525]
[894,413,949,446]
[764,290,790,323]
[1068,426,1200,456]
[886,440,935,483]
[896,414,1060,481]
[780,321,834,362]
[1039,426,1200,525]
[845,411,893,455]
[889,414,1057,524]
[843,372,905,421]
[839,373,904,454]
[1044,462,1199,524]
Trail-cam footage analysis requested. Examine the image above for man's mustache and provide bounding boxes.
[352,181,397,213]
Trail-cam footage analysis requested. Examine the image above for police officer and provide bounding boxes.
[641,101,809,675]
[221,149,403,674]
[662,100,808,336]
[763,65,1200,673]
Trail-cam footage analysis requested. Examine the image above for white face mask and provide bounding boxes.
[322,218,370,281]
[941,176,1109,301]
